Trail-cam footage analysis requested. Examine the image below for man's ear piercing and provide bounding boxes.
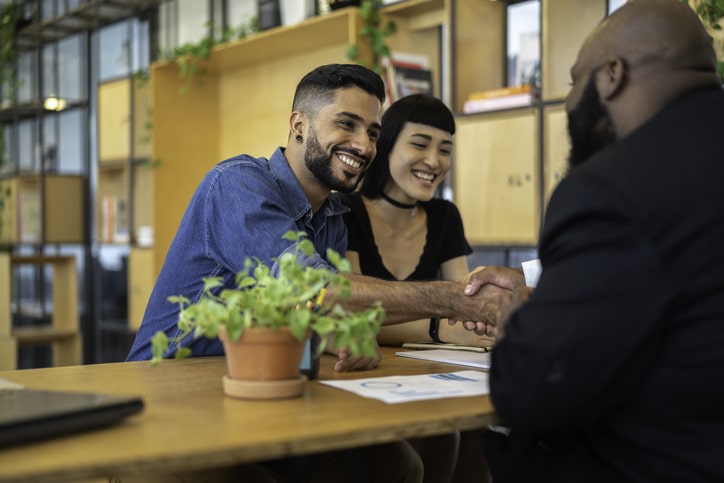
[295,134,303,143]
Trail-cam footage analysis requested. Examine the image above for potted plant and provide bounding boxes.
[150,230,385,399]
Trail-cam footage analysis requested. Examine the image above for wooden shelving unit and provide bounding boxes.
[0,254,81,370]
[449,0,608,245]
[0,175,85,245]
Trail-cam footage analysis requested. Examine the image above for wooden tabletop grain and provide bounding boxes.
[0,346,498,483]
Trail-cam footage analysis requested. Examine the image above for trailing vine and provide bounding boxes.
[346,0,396,74]
[684,0,724,80]
[0,2,24,170]
[160,17,259,93]
[0,2,25,242]
[130,17,260,169]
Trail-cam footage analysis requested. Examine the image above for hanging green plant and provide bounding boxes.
[161,17,260,93]
[684,0,724,80]
[0,3,23,106]
[133,16,260,169]
[0,2,26,243]
[346,0,396,74]
[0,2,25,170]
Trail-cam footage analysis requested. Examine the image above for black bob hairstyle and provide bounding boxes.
[359,94,455,198]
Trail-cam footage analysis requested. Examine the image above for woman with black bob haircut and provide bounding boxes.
[340,93,495,483]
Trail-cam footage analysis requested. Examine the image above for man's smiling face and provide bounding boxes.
[303,87,382,193]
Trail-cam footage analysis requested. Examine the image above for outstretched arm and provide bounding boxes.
[336,273,502,325]
[326,273,503,372]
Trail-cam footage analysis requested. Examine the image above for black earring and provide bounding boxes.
[295,134,303,143]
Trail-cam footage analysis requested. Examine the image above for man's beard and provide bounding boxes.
[304,128,363,194]
[567,73,617,169]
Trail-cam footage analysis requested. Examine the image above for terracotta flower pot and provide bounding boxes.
[219,326,309,399]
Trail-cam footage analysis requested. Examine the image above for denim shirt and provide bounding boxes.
[126,148,349,361]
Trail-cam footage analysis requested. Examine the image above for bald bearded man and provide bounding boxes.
[468,1,724,482]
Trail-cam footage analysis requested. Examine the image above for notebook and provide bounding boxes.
[395,349,492,369]
[0,380,144,447]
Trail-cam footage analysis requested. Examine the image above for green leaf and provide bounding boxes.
[175,347,192,360]
[150,331,170,365]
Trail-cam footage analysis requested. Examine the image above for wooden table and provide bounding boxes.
[0,347,498,483]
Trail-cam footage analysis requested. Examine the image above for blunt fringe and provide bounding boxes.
[359,94,455,198]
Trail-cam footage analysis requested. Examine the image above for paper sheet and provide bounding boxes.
[0,378,24,390]
[395,349,491,369]
[320,370,489,404]
[522,258,542,287]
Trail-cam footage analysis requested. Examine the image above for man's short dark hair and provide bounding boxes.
[292,64,386,115]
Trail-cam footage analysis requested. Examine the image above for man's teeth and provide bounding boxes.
[338,154,361,169]
[413,171,434,182]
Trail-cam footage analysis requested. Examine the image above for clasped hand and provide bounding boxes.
[451,266,529,338]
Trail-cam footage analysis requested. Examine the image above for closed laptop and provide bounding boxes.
[0,386,144,447]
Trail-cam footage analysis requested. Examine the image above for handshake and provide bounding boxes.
[452,260,540,340]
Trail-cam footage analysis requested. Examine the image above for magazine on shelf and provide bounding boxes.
[101,196,130,243]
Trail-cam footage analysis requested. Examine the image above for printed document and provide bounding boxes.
[320,370,489,404]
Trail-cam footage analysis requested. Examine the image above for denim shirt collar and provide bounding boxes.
[269,147,349,222]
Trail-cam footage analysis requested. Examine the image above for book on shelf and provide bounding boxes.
[463,84,535,113]
[382,53,433,107]
[114,198,129,243]
[18,189,41,244]
[467,84,532,100]
[101,196,129,243]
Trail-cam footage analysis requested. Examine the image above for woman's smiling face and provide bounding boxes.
[386,121,453,202]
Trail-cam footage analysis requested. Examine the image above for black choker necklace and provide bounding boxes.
[380,192,417,210]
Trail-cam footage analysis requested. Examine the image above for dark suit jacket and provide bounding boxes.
[490,87,724,482]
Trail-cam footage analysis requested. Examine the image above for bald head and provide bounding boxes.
[588,0,716,74]
[567,0,720,144]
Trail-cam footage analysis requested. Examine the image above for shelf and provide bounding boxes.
[12,326,79,344]
[1,254,81,369]
[98,160,129,171]
[0,101,43,122]
[167,9,360,75]
[0,100,89,122]
[0,175,85,244]
[382,0,445,18]
[15,0,168,50]
[97,76,153,164]
[454,108,540,245]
